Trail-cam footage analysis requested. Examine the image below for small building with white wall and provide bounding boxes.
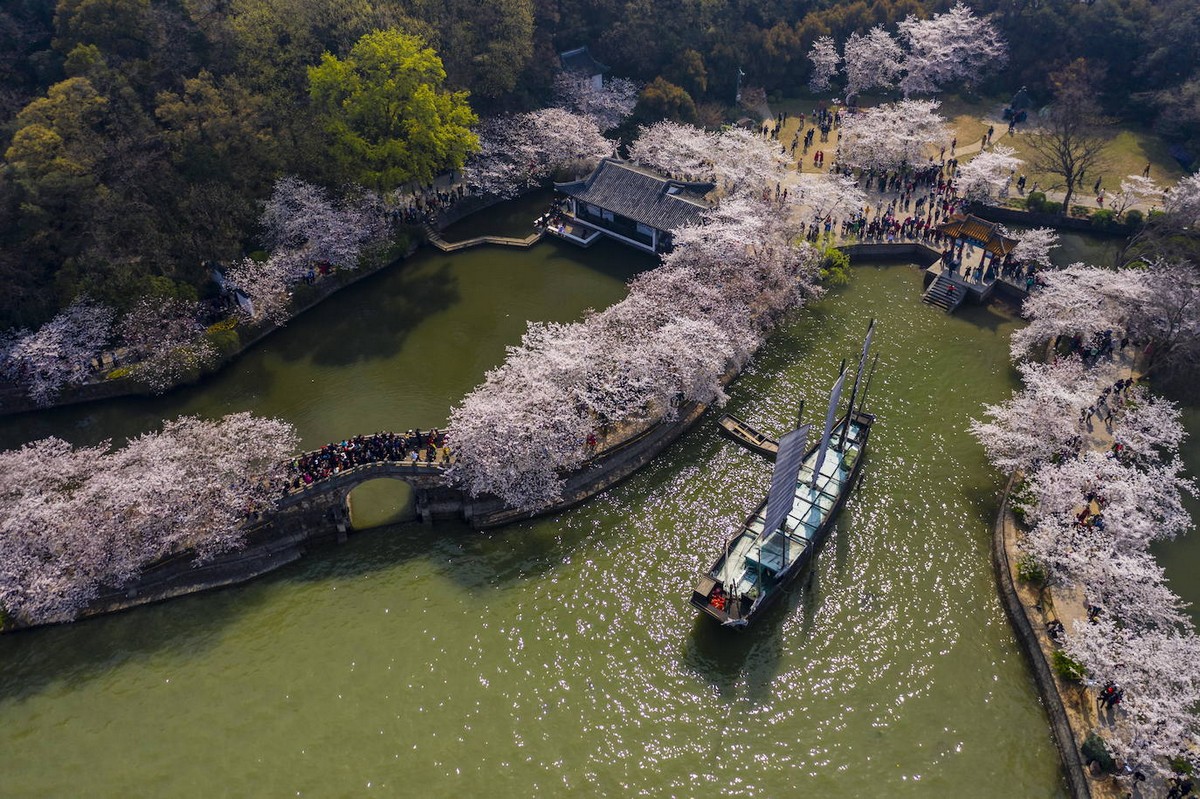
[552,158,714,254]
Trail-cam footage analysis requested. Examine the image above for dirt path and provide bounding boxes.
[999,346,1156,799]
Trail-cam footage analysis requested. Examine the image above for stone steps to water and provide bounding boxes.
[922,274,965,313]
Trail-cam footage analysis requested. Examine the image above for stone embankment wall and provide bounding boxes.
[993,474,1093,799]
[0,241,419,418]
[5,240,974,629]
[966,203,1132,238]
[841,242,942,266]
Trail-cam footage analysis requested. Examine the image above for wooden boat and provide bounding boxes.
[716,414,779,461]
[691,322,878,628]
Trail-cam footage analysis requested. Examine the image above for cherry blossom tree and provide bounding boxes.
[1131,259,1200,377]
[628,122,787,194]
[1119,172,1200,266]
[1110,174,1163,219]
[447,193,821,510]
[956,145,1021,202]
[969,357,1100,473]
[1065,620,1200,780]
[261,176,388,271]
[1019,451,1193,554]
[790,172,867,221]
[1162,172,1200,229]
[1008,226,1060,270]
[0,412,298,625]
[466,108,612,198]
[0,298,115,405]
[1010,264,1151,360]
[553,73,640,132]
[837,100,949,171]
[807,36,841,94]
[1011,260,1200,375]
[224,253,298,325]
[626,121,716,181]
[119,297,218,393]
[977,258,1200,780]
[896,3,1007,97]
[1109,387,1187,466]
[842,26,904,101]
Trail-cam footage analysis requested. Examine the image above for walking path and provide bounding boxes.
[997,346,1155,799]
[761,102,1164,217]
[424,224,543,252]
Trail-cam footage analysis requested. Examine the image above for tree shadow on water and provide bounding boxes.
[956,300,1016,333]
[275,263,461,368]
[0,576,277,707]
[280,508,590,596]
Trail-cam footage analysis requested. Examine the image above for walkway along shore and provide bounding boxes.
[2,243,1005,631]
[993,472,1093,799]
[992,347,1151,799]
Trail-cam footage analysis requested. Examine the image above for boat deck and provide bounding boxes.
[697,417,868,624]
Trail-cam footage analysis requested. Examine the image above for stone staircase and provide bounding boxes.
[922,273,966,313]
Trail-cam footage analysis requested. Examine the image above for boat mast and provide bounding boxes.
[811,363,847,488]
[857,353,880,416]
[838,319,876,449]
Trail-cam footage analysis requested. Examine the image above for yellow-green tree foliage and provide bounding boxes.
[308,29,479,191]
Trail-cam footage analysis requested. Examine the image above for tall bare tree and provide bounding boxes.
[1027,60,1108,216]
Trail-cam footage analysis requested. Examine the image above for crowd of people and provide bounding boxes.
[283,429,452,492]
[1063,329,1129,368]
[392,184,471,226]
[1078,375,1137,427]
[755,104,1056,293]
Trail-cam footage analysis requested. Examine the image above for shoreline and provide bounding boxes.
[0,239,421,419]
[2,245,1018,632]
[992,472,1094,799]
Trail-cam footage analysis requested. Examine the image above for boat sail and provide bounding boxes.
[690,321,877,628]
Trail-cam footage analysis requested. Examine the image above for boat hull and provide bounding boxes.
[716,413,779,461]
[691,411,873,628]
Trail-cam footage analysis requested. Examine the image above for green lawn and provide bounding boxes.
[767,90,1186,195]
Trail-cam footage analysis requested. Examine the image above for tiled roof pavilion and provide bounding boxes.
[937,214,1018,257]
[556,159,714,232]
[559,46,609,76]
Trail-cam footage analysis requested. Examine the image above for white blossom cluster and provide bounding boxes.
[837,99,950,172]
[120,296,219,393]
[465,108,613,198]
[226,176,393,325]
[463,76,640,199]
[448,126,820,510]
[1009,261,1200,373]
[817,3,1007,100]
[971,267,1200,778]
[627,121,789,194]
[956,145,1022,203]
[0,298,115,405]
[552,73,640,133]
[0,412,298,625]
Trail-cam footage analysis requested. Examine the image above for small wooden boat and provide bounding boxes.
[716,414,779,461]
[691,321,878,628]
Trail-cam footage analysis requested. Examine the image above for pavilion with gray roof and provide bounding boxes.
[551,159,714,254]
[559,46,609,90]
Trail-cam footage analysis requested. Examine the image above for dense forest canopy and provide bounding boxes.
[0,0,1196,327]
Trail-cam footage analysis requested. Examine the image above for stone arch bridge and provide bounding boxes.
[273,459,473,537]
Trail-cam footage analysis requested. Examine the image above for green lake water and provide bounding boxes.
[0,238,1077,796]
